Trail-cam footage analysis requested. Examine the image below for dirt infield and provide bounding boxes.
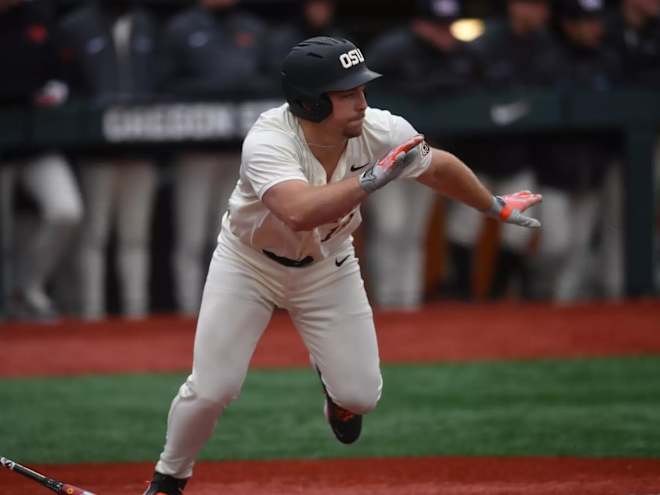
[2,457,660,495]
[1,300,660,377]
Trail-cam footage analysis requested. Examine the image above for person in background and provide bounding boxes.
[58,0,159,320]
[364,0,479,308]
[445,0,561,300]
[0,0,83,322]
[606,0,660,86]
[605,0,660,293]
[158,0,270,317]
[264,0,344,86]
[533,0,623,301]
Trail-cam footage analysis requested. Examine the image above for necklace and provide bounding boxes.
[306,140,347,149]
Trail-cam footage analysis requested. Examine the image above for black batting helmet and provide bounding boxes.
[281,37,382,122]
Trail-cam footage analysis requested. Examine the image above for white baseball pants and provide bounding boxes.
[365,179,435,309]
[77,158,157,319]
[156,228,382,478]
[0,153,82,298]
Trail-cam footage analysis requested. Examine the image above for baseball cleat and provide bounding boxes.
[143,472,187,495]
[316,369,362,444]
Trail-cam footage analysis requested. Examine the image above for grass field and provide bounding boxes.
[2,356,659,464]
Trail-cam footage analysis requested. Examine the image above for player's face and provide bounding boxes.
[201,0,239,10]
[508,0,550,32]
[625,0,660,17]
[327,86,368,138]
[304,0,335,29]
[562,18,604,48]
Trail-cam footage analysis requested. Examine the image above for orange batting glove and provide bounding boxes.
[485,190,543,228]
[359,134,425,193]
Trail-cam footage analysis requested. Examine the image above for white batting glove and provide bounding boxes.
[359,134,424,193]
[485,191,543,228]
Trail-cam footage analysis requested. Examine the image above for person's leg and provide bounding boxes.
[494,169,538,298]
[172,152,217,315]
[599,162,624,298]
[209,151,240,222]
[444,175,492,299]
[19,153,83,297]
[205,151,240,246]
[155,240,277,479]
[365,179,435,308]
[116,159,158,318]
[535,186,575,300]
[554,190,599,301]
[78,161,116,320]
[289,250,381,418]
[655,136,660,291]
[0,163,16,315]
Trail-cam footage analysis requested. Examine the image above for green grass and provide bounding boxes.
[1,357,659,464]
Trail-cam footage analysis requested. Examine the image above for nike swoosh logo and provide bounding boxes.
[335,255,350,267]
[350,162,369,172]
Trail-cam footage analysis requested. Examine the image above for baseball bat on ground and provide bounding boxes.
[1,456,96,495]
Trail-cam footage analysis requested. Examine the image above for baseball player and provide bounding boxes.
[143,37,542,495]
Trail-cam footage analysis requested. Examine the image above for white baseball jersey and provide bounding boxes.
[221,103,432,261]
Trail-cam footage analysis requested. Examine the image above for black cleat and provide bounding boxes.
[317,369,362,444]
[143,472,187,495]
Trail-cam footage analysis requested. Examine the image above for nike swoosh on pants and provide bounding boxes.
[335,255,350,267]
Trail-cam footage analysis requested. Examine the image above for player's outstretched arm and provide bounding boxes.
[262,135,424,232]
[416,147,542,228]
[263,178,368,231]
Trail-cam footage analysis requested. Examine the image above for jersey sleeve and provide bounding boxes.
[389,114,432,179]
[241,129,308,199]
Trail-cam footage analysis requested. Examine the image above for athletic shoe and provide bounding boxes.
[316,369,362,444]
[9,288,59,324]
[143,472,187,495]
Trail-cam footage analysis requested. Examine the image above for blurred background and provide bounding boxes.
[1,0,658,323]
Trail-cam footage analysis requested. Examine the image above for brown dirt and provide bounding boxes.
[1,300,660,377]
[2,457,660,495]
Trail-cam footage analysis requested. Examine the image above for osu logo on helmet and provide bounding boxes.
[339,49,365,69]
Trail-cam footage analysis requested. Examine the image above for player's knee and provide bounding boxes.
[539,228,572,258]
[176,380,226,416]
[332,374,382,415]
[500,224,534,254]
[338,391,380,415]
[189,375,243,407]
[43,198,83,226]
[119,232,149,252]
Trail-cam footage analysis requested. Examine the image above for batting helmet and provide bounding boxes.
[281,37,382,122]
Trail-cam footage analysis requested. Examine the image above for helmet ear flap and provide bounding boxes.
[314,94,333,122]
[290,94,333,123]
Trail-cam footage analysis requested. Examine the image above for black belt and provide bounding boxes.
[263,249,314,268]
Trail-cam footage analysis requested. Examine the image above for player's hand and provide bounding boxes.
[485,190,543,228]
[359,134,424,193]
